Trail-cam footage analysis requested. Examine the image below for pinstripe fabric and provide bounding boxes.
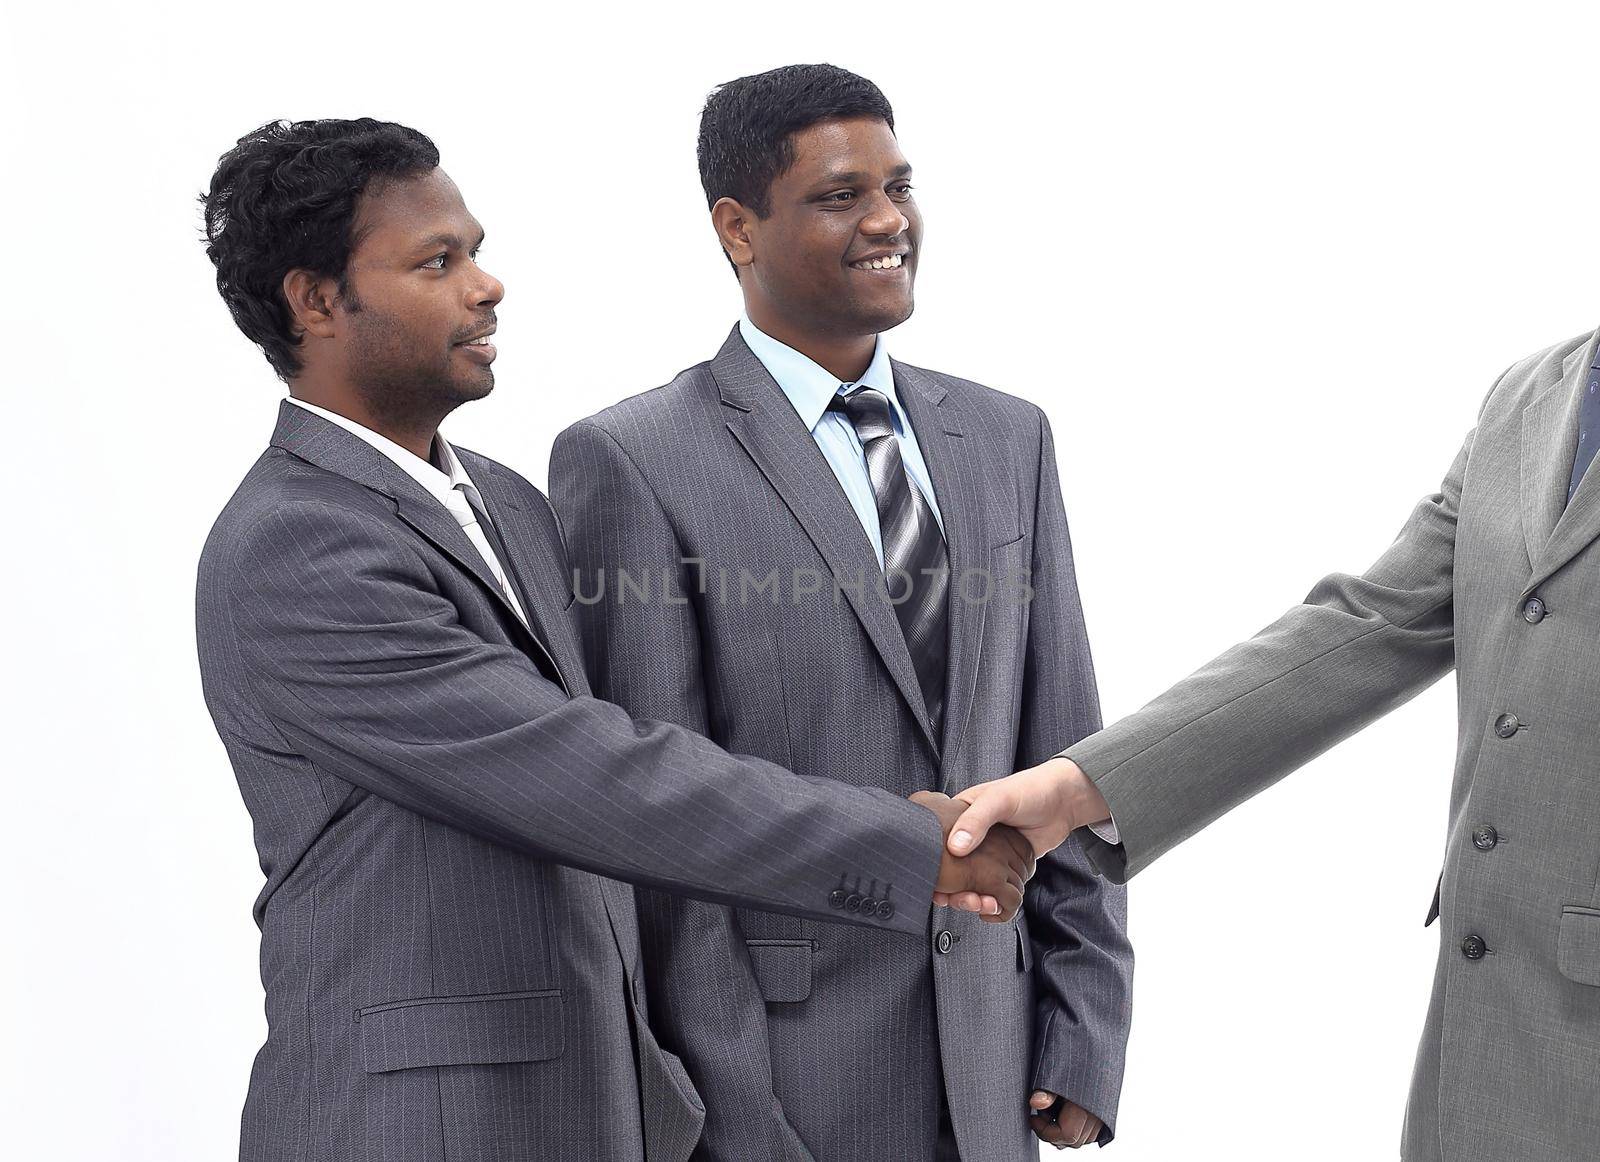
[1066,329,1600,1161]
[550,329,1133,1161]
[195,400,947,1162]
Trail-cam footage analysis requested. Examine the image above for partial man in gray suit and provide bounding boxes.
[550,66,1132,1159]
[948,330,1600,1159]
[193,117,1034,1162]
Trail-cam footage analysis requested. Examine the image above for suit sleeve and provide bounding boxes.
[224,494,942,936]
[1016,409,1134,1144]
[549,420,815,1161]
[1067,405,1484,884]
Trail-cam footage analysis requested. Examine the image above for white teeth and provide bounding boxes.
[854,253,905,270]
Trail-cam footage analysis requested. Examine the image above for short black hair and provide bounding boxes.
[200,118,440,381]
[697,64,895,217]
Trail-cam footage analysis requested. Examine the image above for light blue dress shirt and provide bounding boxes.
[738,316,944,568]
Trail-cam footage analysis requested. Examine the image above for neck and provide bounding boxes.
[745,304,876,383]
[291,376,443,462]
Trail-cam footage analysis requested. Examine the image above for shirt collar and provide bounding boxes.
[284,396,474,508]
[738,316,905,434]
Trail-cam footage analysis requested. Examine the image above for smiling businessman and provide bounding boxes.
[550,66,1132,1159]
[193,117,1035,1162]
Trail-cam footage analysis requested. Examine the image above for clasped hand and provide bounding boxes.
[916,757,1111,918]
[910,791,1035,921]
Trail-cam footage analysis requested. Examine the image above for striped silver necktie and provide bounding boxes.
[829,388,950,734]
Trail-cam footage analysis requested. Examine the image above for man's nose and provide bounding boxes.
[472,265,505,308]
[859,191,910,238]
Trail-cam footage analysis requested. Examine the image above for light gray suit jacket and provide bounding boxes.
[1067,330,1600,1161]
[195,401,947,1162]
[550,331,1133,1160]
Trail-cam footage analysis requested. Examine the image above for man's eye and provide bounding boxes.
[422,254,447,270]
[826,191,855,204]
[890,183,915,199]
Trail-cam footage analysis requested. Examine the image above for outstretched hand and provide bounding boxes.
[910,791,1036,922]
[950,756,1107,858]
[932,757,1111,914]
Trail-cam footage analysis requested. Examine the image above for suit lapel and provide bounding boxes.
[1523,328,1600,596]
[710,330,940,756]
[893,361,988,775]
[269,402,564,683]
[468,462,588,696]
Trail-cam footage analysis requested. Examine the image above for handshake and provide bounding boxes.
[913,755,1113,922]
[913,790,1035,922]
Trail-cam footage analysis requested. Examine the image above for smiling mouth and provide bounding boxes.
[849,253,907,271]
[454,331,497,365]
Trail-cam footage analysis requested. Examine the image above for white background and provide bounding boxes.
[4,2,1596,1158]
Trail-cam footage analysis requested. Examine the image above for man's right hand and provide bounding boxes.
[910,791,1036,922]
[946,755,1109,860]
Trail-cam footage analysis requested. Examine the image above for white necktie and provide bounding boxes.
[442,482,526,623]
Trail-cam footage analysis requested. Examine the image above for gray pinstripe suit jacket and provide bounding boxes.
[195,401,947,1162]
[550,330,1133,1160]
[1066,330,1600,1160]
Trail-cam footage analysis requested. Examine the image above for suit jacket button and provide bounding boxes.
[876,900,896,921]
[1523,597,1546,624]
[1461,934,1487,961]
[1472,825,1499,851]
[829,889,848,909]
[1493,713,1520,739]
[859,897,878,916]
[845,893,864,913]
[935,929,954,955]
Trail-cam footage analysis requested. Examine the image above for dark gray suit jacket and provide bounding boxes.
[550,331,1133,1160]
[195,401,946,1162]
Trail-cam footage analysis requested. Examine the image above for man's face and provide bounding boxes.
[335,168,503,422]
[741,117,920,338]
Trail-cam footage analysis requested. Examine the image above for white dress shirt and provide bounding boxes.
[284,397,529,627]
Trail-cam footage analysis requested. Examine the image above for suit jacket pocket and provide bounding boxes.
[1016,919,1033,973]
[746,939,813,1003]
[628,984,707,1162]
[1556,906,1600,986]
[357,989,564,1073]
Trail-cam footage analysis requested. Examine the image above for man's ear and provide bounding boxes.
[281,269,341,340]
[711,197,756,272]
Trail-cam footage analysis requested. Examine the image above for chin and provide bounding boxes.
[453,371,496,402]
[852,296,915,335]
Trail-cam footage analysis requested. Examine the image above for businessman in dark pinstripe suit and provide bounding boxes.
[193,117,1034,1162]
[551,66,1132,1158]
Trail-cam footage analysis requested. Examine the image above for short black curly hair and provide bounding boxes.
[697,64,895,218]
[201,118,440,381]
